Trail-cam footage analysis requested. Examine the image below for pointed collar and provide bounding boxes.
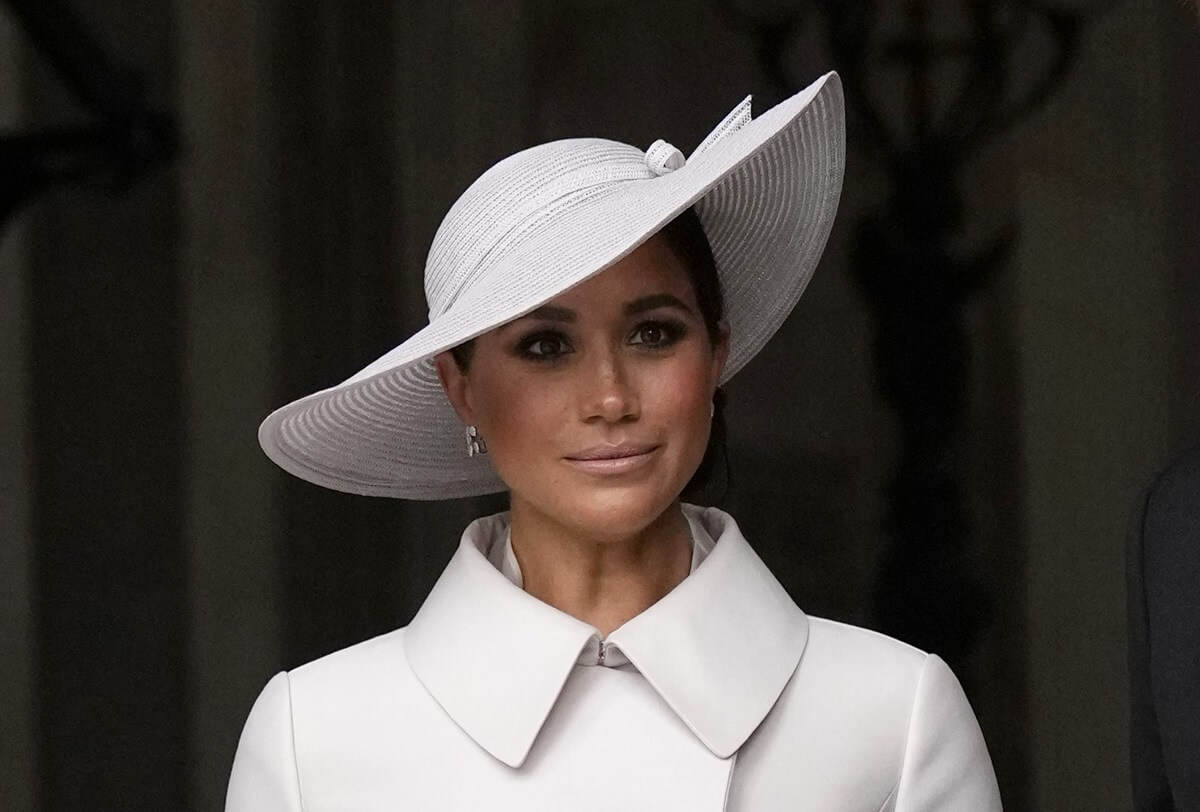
[403,505,809,768]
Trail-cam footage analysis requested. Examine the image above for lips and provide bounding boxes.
[564,443,661,475]
[566,443,658,461]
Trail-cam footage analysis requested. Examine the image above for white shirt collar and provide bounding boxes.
[486,507,716,590]
[404,504,809,768]
[484,513,716,670]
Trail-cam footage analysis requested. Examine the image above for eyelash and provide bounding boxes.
[515,320,687,363]
[629,320,685,348]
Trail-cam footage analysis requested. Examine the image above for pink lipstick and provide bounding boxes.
[564,443,660,475]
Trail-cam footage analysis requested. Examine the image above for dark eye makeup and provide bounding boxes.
[514,330,573,362]
[511,316,690,364]
[628,319,687,348]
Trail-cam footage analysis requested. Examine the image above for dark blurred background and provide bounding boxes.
[1,1,1197,809]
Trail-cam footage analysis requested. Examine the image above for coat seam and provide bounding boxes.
[889,652,930,811]
[721,750,739,810]
[875,783,898,812]
[285,671,306,811]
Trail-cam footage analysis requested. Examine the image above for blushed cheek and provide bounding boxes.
[649,367,714,465]
[475,375,570,487]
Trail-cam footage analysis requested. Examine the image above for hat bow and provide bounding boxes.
[644,95,753,176]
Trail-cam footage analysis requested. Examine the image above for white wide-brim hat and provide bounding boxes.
[259,72,846,499]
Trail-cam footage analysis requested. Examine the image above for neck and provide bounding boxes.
[507,500,692,637]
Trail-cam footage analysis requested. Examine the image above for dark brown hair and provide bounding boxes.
[656,207,727,502]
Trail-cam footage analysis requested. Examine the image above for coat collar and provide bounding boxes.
[403,505,809,768]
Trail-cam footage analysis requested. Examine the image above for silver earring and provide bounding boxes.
[710,402,715,419]
[466,425,488,457]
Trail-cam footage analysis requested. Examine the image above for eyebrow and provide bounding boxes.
[522,304,576,323]
[624,293,694,317]
[517,293,694,325]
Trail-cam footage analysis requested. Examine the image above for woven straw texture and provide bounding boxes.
[259,72,846,499]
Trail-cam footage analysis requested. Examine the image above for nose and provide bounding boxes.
[582,349,639,424]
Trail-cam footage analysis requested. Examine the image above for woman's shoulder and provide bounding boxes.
[757,617,950,746]
[781,616,933,720]
[237,627,433,740]
[803,615,928,670]
[285,626,418,697]
[245,627,457,769]
[735,617,999,808]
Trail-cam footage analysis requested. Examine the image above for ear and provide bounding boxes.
[709,320,731,391]
[434,351,475,426]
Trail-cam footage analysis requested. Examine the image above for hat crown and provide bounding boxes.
[424,138,655,319]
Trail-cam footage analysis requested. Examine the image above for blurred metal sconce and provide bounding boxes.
[721,0,1113,673]
[0,0,176,228]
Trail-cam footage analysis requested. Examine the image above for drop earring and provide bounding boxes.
[466,425,488,457]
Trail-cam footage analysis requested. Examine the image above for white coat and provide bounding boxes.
[226,505,1002,810]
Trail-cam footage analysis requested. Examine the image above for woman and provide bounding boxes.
[228,73,1002,810]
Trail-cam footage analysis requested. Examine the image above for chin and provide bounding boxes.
[548,481,682,542]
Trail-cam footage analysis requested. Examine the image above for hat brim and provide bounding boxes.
[259,72,846,499]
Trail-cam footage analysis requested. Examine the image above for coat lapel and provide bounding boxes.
[403,513,597,768]
[608,506,809,757]
[403,506,808,768]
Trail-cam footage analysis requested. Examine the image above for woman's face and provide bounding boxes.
[435,233,729,541]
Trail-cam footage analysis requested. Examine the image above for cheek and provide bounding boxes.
[471,371,572,466]
[641,357,715,449]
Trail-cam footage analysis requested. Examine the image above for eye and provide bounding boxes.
[517,331,573,362]
[629,320,684,349]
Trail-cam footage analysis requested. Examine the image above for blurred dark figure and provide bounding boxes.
[1127,10,1200,808]
[1128,445,1200,811]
